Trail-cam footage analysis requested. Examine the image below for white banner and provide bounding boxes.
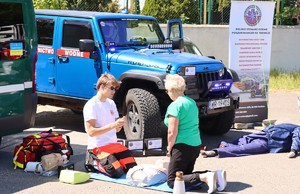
[229,1,275,123]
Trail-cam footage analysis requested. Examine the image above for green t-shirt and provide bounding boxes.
[164,96,201,146]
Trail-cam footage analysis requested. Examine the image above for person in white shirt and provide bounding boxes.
[83,73,126,150]
[83,74,137,176]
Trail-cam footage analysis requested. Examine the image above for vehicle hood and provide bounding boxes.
[108,48,224,72]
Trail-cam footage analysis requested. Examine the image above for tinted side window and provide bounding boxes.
[0,2,24,61]
[37,18,55,46]
[62,20,93,48]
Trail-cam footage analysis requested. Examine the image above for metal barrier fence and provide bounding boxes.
[34,0,299,25]
[200,0,300,25]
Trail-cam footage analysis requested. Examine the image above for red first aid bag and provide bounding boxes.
[93,143,137,172]
[85,143,137,178]
[13,129,73,169]
[22,131,69,152]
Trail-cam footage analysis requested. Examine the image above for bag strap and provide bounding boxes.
[46,138,62,151]
[13,146,24,169]
[34,163,42,175]
[34,141,45,162]
[38,129,53,138]
[43,128,53,134]
[65,135,73,155]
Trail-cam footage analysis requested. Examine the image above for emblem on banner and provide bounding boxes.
[244,5,262,26]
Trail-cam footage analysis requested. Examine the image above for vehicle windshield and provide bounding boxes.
[99,19,165,47]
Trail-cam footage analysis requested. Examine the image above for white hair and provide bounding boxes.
[164,74,186,94]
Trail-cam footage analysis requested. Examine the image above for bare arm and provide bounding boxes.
[86,117,126,137]
[167,115,179,156]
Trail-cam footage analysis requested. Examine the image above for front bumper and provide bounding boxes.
[196,93,240,117]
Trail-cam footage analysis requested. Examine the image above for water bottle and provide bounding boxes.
[61,149,69,163]
[173,171,185,194]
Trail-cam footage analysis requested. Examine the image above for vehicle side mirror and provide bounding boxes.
[172,38,184,50]
[79,39,95,52]
[167,19,183,40]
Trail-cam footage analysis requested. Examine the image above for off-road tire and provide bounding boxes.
[124,88,161,140]
[200,109,235,135]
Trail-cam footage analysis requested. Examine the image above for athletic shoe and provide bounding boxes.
[216,170,227,191]
[206,171,217,193]
[201,150,217,158]
[287,150,298,158]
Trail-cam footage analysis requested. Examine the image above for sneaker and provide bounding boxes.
[201,150,217,158]
[287,150,298,158]
[216,170,227,191]
[206,171,217,193]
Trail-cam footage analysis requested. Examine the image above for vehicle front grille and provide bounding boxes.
[184,71,221,100]
[197,71,220,94]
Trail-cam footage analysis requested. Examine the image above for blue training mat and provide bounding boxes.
[90,173,202,193]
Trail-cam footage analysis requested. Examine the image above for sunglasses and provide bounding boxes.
[106,86,117,92]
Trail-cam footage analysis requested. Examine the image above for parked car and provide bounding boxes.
[183,39,203,56]
[183,38,219,60]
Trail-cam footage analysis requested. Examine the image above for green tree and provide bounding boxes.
[218,0,230,12]
[67,0,111,11]
[142,0,174,23]
[33,0,120,12]
[276,0,300,25]
[107,0,120,13]
[142,0,199,24]
[33,0,67,9]
[172,0,199,24]
[276,6,300,25]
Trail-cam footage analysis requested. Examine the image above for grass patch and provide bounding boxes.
[269,69,300,91]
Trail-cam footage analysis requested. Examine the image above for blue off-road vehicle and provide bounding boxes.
[35,10,239,139]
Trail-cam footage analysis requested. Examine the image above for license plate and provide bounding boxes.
[208,98,231,109]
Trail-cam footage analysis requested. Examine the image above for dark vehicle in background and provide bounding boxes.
[183,38,203,56]
[0,0,38,144]
[183,38,218,60]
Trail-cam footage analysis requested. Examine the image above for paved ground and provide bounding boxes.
[0,91,299,194]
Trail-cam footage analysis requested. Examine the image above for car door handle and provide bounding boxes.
[57,55,69,63]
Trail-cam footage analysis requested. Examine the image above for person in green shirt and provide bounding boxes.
[164,74,226,193]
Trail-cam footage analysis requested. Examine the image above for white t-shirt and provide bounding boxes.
[83,96,119,149]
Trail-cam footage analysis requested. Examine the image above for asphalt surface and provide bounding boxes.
[0,91,299,194]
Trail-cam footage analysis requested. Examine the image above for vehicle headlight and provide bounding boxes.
[207,79,233,92]
[219,68,225,77]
